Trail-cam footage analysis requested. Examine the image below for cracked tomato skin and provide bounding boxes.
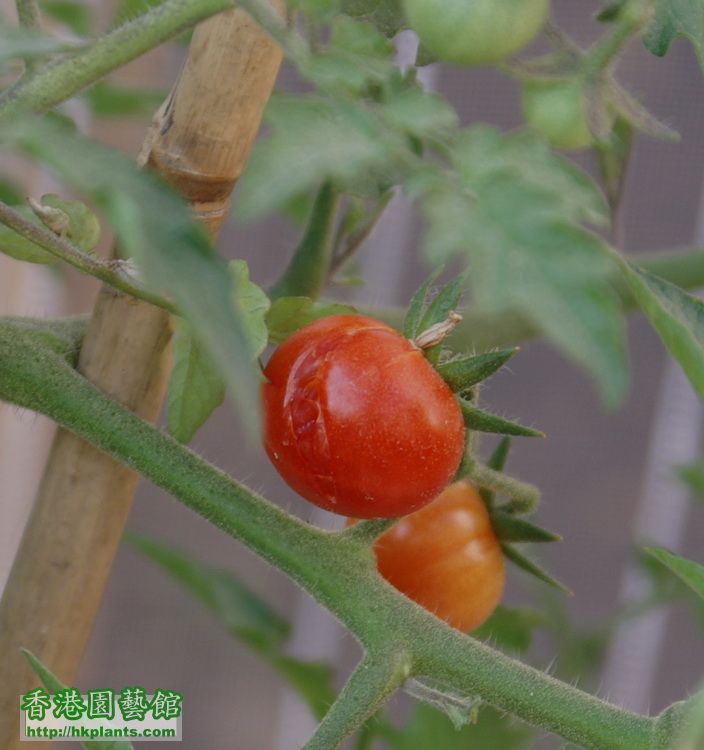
[262,314,465,518]
[369,481,505,631]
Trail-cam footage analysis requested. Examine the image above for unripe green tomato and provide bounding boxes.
[521,79,593,150]
[403,0,550,66]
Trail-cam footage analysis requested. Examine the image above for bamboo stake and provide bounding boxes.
[0,7,283,747]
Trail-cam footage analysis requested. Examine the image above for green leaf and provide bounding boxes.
[403,267,444,339]
[0,177,24,205]
[501,543,571,594]
[491,512,561,543]
[645,547,704,602]
[644,0,704,70]
[110,0,165,27]
[487,437,511,472]
[381,87,459,140]
[167,320,226,444]
[679,462,704,498]
[417,273,467,337]
[471,606,546,653]
[22,649,133,750]
[234,95,398,221]
[412,126,627,407]
[381,703,533,750]
[437,349,517,392]
[126,533,336,719]
[266,297,355,343]
[84,82,165,118]
[228,260,271,359]
[458,399,544,438]
[2,118,265,434]
[39,0,95,36]
[40,194,101,252]
[0,206,57,264]
[0,22,77,66]
[340,0,406,37]
[619,262,704,402]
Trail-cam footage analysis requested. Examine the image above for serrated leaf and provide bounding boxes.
[502,543,571,594]
[126,533,336,719]
[381,703,533,750]
[22,650,133,750]
[620,262,704,401]
[645,0,704,70]
[403,267,444,339]
[2,118,265,435]
[472,606,546,653]
[39,0,94,36]
[167,320,226,444]
[491,512,561,543]
[437,349,516,392]
[412,126,627,407]
[235,95,397,221]
[645,546,704,602]
[458,399,544,438]
[266,297,355,343]
[84,82,165,118]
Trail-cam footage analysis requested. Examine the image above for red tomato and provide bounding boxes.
[262,314,465,518]
[368,481,505,631]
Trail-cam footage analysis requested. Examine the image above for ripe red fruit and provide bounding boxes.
[262,314,465,518]
[367,481,505,631]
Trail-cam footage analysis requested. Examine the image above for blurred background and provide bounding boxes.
[1,0,704,747]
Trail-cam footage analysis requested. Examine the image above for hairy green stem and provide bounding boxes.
[302,653,411,750]
[0,201,178,313]
[0,321,662,750]
[269,182,340,300]
[0,0,234,119]
[343,518,398,544]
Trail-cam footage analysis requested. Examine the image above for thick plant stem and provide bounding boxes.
[0,328,660,750]
[269,182,340,300]
[302,653,411,750]
[0,7,283,749]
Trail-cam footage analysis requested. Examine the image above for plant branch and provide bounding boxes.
[302,653,411,750]
[0,201,178,314]
[0,322,662,750]
[343,518,399,544]
[0,0,236,120]
[269,182,340,300]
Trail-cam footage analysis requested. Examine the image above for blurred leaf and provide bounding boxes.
[0,22,77,65]
[619,263,704,401]
[411,126,627,407]
[381,703,533,750]
[235,95,398,221]
[679,462,704,498]
[459,398,544,438]
[167,320,226,444]
[266,296,355,343]
[341,0,406,37]
[3,118,265,434]
[491,512,561,543]
[502,543,571,594]
[84,82,165,118]
[437,349,517,392]
[675,688,704,750]
[39,0,94,36]
[228,260,270,359]
[644,0,704,70]
[0,206,57,264]
[111,0,165,27]
[472,606,546,653]
[0,177,24,205]
[645,547,704,602]
[22,650,133,750]
[380,87,458,139]
[126,533,337,719]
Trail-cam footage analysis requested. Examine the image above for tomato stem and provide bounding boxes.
[413,311,463,349]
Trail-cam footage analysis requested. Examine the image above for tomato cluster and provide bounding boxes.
[262,314,465,519]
